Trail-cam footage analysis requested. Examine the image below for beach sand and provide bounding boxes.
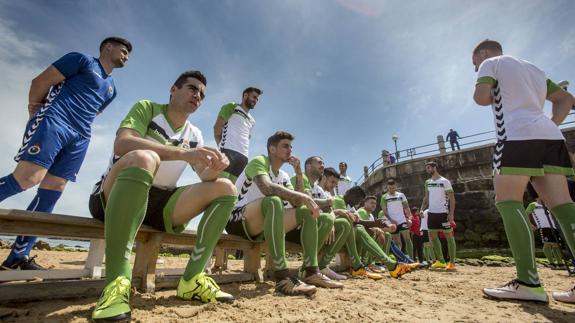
[0,249,574,322]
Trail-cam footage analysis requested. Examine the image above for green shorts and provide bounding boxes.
[494,139,574,176]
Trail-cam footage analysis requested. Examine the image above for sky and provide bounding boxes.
[0,0,574,227]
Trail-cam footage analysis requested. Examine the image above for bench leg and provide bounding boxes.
[84,239,105,279]
[212,247,228,274]
[133,233,163,293]
[243,244,263,283]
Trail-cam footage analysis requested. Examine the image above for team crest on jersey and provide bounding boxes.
[181,140,190,149]
[108,85,114,95]
[27,144,41,155]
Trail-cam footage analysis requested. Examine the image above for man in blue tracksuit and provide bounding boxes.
[0,37,132,270]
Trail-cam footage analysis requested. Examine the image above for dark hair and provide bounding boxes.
[305,156,322,167]
[266,131,294,152]
[473,39,503,55]
[363,196,376,203]
[243,87,262,97]
[339,162,348,167]
[387,178,396,185]
[100,37,132,53]
[411,206,419,212]
[425,160,438,167]
[173,70,207,88]
[323,167,340,179]
[343,186,366,206]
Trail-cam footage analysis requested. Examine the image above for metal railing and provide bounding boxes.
[355,111,575,185]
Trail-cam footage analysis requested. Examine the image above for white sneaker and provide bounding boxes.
[483,280,548,303]
[552,285,575,304]
[321,266,348,281]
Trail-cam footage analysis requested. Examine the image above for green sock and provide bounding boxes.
[319,218,351,269]
[446,235,456,263]
[355,226,396,270]
[431,235,445,262]
[496,200,540,285]
[104,167,153,283]
[346,227,364,269]
[295,207,318,268]
[551,245,564,265]
[550,203,575,257]
[405,235,414,259]
[260,196,287,271]
[542,244,555,265]
[317,212,335,250]
[384,232,392,254]
[183,195,237,280]
[424,243,435,262]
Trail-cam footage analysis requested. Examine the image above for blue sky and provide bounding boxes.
[1,0,574,225]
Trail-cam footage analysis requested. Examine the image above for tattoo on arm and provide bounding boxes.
[254,175,305,206]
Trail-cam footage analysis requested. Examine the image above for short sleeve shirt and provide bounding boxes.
[47,52,117,138]
[357,207,374,221]
[380,192,408,224]
[218,102,255,157]
[425,177,453,213]
[476,55,563,141]
[236,155,293,208]
[92,100,203,193]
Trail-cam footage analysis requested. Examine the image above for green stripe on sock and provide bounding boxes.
[550,203,575,258]
[104,167,154,283]
[319,218,351,269]
[296,206,318,268]
[183,195,237,280]
[496,200,540,285]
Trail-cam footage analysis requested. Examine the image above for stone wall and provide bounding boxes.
[361,127,575,249]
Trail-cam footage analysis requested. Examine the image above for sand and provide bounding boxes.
[0,249,574,322]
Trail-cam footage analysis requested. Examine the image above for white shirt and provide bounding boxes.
[477,55,564,141]
[219,104,256,156]
[425,176,453,213]
[381,191,408,225]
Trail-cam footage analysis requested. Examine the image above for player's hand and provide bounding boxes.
[28,102,43,118]
[288,156,301,171]
[185,147,229,171]
[448,214,455,224]
[326,227,335,245]
[303,195,320,219]
[375,218,388,228]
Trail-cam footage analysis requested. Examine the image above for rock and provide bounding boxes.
[34,240,51,251]
[464,230,482,243]
[0,240,12,249]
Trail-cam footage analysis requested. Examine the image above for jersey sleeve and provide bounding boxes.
[401,193,409,207]
[357,209,369,221]
[52,52,91,78]
[245,156,269,179]
[476,59,497,86]
[546,79,561,97]
[444,180,453,192]
[424,180,430,192]
[217,102,236,121]
[119,100,154,137]
[377,210,384,219]
[380,194,387,212]
[333,196,346,210]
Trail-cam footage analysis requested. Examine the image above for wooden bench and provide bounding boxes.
[0,208,265,303]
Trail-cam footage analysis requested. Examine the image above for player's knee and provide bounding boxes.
[263,195,283,207]
[319,212,335,226]
[14,171,43,190]
[39,176,67,191]
[213,178,237,196]
[121,150,160,172]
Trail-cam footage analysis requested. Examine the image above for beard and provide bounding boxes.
[113,58,125,68]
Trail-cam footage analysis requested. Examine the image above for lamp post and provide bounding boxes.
[392,134,399,161]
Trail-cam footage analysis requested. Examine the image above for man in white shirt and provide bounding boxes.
[472,39,575,303]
